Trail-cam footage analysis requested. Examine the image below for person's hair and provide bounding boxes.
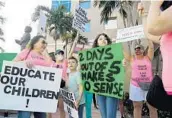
[27,35,45,50]
[68,56,78,64]
[161,1,172,11]
[92,33,112,48]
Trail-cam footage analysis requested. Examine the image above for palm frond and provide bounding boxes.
[0,1,4,7]
[94,1,133,23]
[46,5,73,37]
[78,35,88,45]
[0,37,5,41]
[32,5,51,22]
[0,47,4,52]
[119,7,127,18]
[0,28,4,35]
[0,15,5,24]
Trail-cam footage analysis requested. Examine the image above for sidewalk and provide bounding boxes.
[51,105,121,118]
[0,106,121,118]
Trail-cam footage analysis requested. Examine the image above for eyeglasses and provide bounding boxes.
[135,47,141,50]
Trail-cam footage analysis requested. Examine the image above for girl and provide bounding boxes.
[92,33,118,118]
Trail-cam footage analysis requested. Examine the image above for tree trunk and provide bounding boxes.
[54,39,57,52]
[65,39,68,59]
[68,32,80,57]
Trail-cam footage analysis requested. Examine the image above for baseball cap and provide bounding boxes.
[55,49,64,55]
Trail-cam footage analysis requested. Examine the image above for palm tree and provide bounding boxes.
[32,5,88,57]
[0,1,5,52]
[0,1,5,36]
[93,1,142,60]
[94,1,134,27]
[32,5,70,51]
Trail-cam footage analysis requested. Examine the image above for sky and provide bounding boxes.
[1,0,51,53]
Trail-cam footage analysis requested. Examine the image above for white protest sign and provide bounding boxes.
[0,61,62,113]
[60,88,78,118]
[116,25,145,43]
[72,6,89,32]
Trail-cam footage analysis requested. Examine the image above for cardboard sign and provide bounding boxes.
[79,44,125,99]
[0,61,62,113]
[116,25,145,43]
[72,6,89,32]
[60,89,78,118]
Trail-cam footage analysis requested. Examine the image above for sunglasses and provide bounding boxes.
[42,40,47,44]
[135,47,141,50]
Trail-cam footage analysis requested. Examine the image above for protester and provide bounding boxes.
[15,26,32,51]
[13,35,54,118]
[48,49,67,118]
[66,56,85,118]
[147,0,172,95]
[49,33,79,118]
[119,99,125,118]
[92,33,118,118]
[123,38,157,118]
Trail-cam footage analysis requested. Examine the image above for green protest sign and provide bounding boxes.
[0,53,17,72]
[79,43,125,99]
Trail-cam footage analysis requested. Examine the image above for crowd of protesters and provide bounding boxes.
[1,1,172,118]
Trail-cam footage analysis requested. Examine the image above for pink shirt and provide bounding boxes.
[160,32,172,94]
[16,49,68,80]
[56,59,68,80]
[131,57,153,87]
[16,49,54,67]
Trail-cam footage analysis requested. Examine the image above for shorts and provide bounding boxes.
[129,84,148,101]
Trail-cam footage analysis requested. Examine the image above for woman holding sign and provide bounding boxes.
[123,39,157,118]
[13,35,55,118]
[92,33,118,118]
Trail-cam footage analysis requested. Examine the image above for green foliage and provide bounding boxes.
[94,1,133,24]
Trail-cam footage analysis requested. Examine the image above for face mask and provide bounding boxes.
[56,55,64,61]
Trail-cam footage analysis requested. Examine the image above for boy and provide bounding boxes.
[67,56,85,118]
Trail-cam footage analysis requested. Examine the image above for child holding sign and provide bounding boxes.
[66,56,85,118]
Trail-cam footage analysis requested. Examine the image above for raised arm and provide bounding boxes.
[123,50,131,62]
[138,2,161,44]
[147,40,154,61]
[143,14,161,44]
[147,1,172,35]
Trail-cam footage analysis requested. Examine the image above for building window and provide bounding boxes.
[104,17,117,29]
[79,0,91,9]
[85,20,90,32]
[51,0,71,12]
